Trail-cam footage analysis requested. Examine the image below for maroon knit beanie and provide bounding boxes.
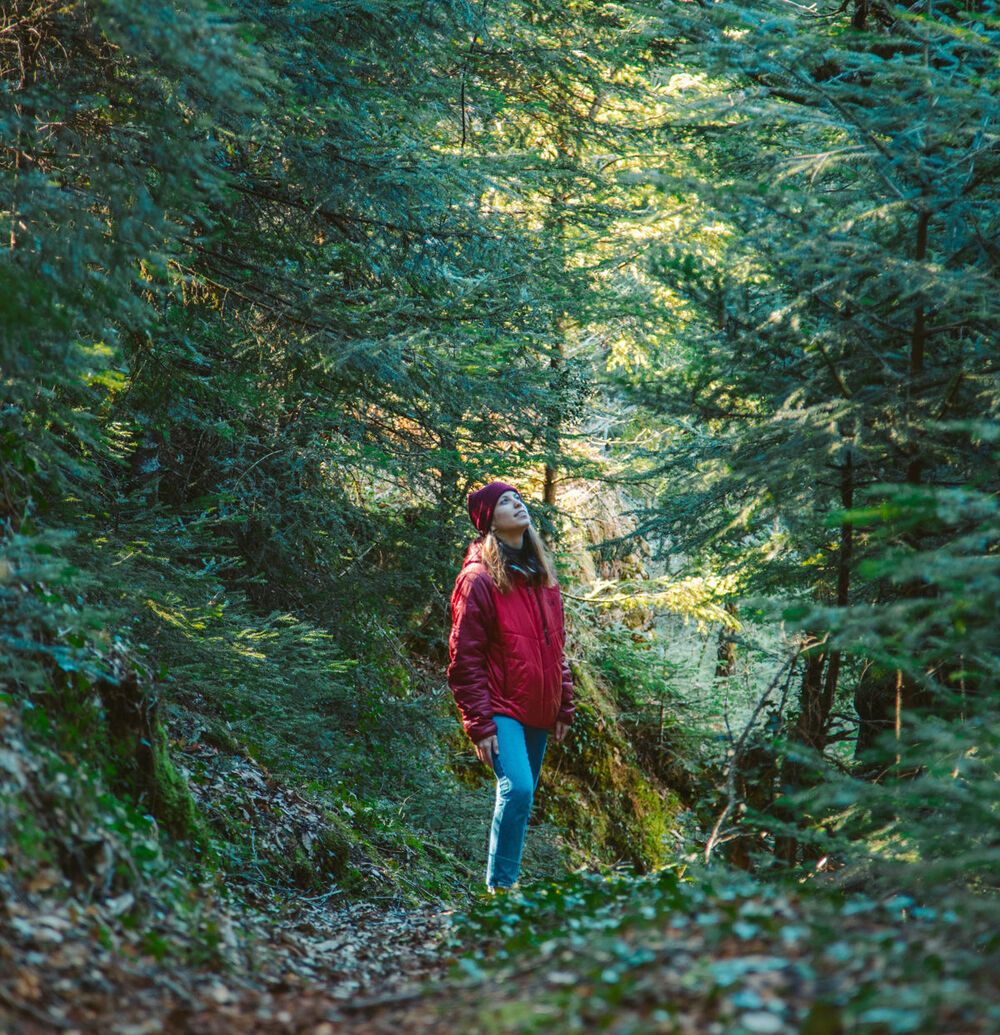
[467,481,521,535]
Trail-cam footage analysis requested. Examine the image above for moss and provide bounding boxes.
[198,718,242,754]
[313,817,353,878]
[144,723,201,840]
[535,659,684,874]
[340,862,367,894]
[286,844,317,888]
[95,659,203,842]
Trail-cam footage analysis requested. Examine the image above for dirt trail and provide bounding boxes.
[1,897,468,1034]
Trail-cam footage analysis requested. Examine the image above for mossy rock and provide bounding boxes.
[537,660,683,873]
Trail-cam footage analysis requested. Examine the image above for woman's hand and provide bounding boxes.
[555,721,569,744]
[475,735,499,768]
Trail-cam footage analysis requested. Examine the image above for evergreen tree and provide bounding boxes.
[625,0,1000,864]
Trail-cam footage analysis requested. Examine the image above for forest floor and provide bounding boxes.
[3,700,998,1034]
[4,863,998,1035]
[1,888,463,1034]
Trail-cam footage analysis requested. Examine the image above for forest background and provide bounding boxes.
[1,0,998,1032]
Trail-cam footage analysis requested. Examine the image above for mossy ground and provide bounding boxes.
[533,661,684,877]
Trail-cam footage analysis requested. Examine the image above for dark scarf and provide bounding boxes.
[498,533,542,582]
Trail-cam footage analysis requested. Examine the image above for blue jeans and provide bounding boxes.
[487,715,548,889]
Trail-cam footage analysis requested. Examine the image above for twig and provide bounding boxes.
[231,449,285,489]
[0,0,67,37]
[703,647,802,865]
[0,985,75,1030]
[298,887,345,903]
[338,958,545,1014]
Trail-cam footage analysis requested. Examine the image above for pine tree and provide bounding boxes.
[626,0,1000,864]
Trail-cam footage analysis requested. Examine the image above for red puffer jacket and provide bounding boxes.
[447,538,575,742]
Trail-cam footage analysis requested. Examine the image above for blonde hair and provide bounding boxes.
[481,525,557,593]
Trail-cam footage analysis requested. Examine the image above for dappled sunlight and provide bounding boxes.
[3,0,997,1030]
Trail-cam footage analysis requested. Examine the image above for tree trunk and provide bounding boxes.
[775,634,829,864]
[890,204,932,758]
[97,650,199,839]
[541,128,572,508]
[714,601,738,680]
[824,435,855,724]
[905,207,930,485]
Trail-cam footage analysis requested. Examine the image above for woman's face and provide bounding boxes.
[492,490,530,536]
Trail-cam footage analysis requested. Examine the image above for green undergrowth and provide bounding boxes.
[447,865,999,1034]
[0,694,241,969]
[533,659,685,874]
[0,695,175,896]
[3,513,694,965]
[59,520,685,902]
[69,522,496,903]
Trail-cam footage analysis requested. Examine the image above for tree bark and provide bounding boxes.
[905,207,930,485]
[714,601,738,680]
[775,634,829,864]
[824,435,855,721]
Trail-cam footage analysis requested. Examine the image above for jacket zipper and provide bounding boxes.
[532,585,551,646]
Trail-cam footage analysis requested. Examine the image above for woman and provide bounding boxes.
[447,480,575,893]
